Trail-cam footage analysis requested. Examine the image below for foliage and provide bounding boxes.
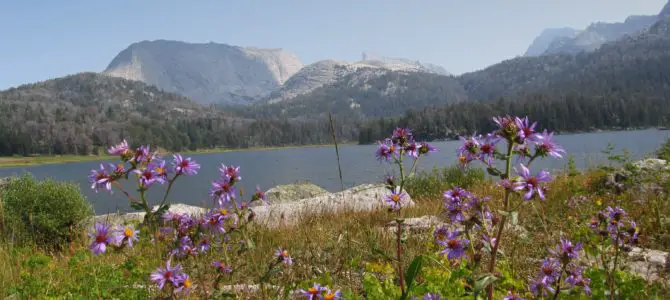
[1,174,92,249]
[405,165,486,201]
[657,137,670,161]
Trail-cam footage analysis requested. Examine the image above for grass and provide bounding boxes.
[2,166,670,298]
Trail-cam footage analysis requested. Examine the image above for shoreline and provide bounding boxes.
[0,143,353,169]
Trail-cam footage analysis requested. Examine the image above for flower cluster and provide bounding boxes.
[300,283,341,299]
[88,222,139,255]
[530,239,590,297]
[590,206,639,248]
[150,260,192,295]
[210,164,243,206]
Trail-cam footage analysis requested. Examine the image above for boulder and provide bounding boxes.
[0,177,11,190]
[627,247,670,283]
[384,216,446,234]
[632,158,669,172]
[251,184,414,228]
[264,182,330,204]
[92,203,207,225]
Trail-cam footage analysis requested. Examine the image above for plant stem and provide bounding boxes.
[487,141,514,300]
[609,234,621,300]
[329,113,345,192]
[396,218,405,295]
[552,264,567,300]
[159,174,180,209]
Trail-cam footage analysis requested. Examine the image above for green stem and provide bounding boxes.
[609,234,621,300]
[159,174,180,209]
[552,263,567,300]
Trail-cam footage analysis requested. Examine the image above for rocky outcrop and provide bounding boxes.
[264,182,329,204]
[0,177,11,190]
[384,216,446,234]
[627,247,669,283]
[92,203,207,225]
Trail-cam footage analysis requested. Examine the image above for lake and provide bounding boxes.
[1,129,668,214]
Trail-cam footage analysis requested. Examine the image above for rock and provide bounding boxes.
[92,203,207,225]
[632,158,669,172]
[627,247,670,283]
[384,216,446,234]
[264,182,330,204]
[0,177,11,189]
[251,184,414,228]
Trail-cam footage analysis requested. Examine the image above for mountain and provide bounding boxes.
[103,40,304,105]
[265,53,449,103]
[524,28,580,56]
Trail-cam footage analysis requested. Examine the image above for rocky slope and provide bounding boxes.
[524,27,580,56]
[103,40,304,105]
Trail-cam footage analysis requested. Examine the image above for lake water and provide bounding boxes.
[1,129,668,214]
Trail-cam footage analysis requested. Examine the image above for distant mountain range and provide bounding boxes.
[524,1,670,56]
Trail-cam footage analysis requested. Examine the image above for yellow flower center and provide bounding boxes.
[123,227,134,237]
[459,155,467,163]
[281,250,289,257]
[183,278,192,289]
[308,287,319,295]
[324,293,336,300]
[155,167,165,175]
[391,194,400,202]
[219,209,228,215]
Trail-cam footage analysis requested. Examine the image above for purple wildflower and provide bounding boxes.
[172,154,200,176]
[300,283,325,300]
[152,160,169,184]
[565,266,591,295]
[433,225,449,243]
[212,261,233,274]
[443,187,472,202]
[514,143,532,164]
[404,142,419,158]
[89,222,113,255]
[210,178,237,205]
[203,208,228,233]
[174,273,193,295]
[418,141,438,156]
[534,130,565,158]
[375,139,398,162]
[323,288,342,300]
[252,185,267,203]
[197,237,211,253]
[529,276,552,297]
[113,225,139,248]
[107,139,130,156]
[514,116,542,143]
[422,293,441,300]
[457,135,480,162]
[134,167,159,187]
[219,164,241,184]
[275,248,293,265]
[132,145,151,164]
[391,127,413,146]
[503,291,525,300]
[538,258,561,285]
[513,164,552,200]
[150,260,184,290]
[88,164,112,193]
[550,238,582,262]
[438,229,469,260]
[444,198,465,223]
[478,133,500,166]
[384,187,407,211]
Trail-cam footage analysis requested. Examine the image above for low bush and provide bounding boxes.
[1,174,92,249]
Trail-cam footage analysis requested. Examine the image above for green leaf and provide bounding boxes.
[486,167,502,177]
[400,255,423,300]
[129,202,145,211]
[154,204,170,216]
[473,274,498,293]
[498,210,518,226]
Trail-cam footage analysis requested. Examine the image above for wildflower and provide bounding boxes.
[252,185,267,203]
[384,187,407,211]
[565,266,591,295]
[88,164,112,193]
[514,144,532,163]
[433,225,449,242]
[275,248,293,265]
[514,116,542,143]
[114,225,139,248]
[438,229,469,260]
[391,127,413,146]
[172,154,200,176]
[132,145,151,164]
[203,209,227,233]
[457,135,480,162]
[375,139,397,162]
[210,178,237,205]
[529,276,552,297]
[322,288,342,300]
[418,142,438,156]
[300,283,325,300]
[513,164,552,200]
[197,237,211,253]
[108,139,130,156]
[212,261,233,273]
[152,160,169,184]
[444,198,465,223]
[134,166,159,187]
[443,187,472,202]
[89,222,113,255]
[110,162,126,176]
[503,291,525,300]
[404,142,419,158]
[174,273,193,294]
[534,130,565,158]
[493,116,518,140]
[219,164,241,183]
[538,257,561,285]
[550,238,582,262]
[498,179,515,191]
[150,260,184,290]
[422,293,441,300]
[478,133,500,166]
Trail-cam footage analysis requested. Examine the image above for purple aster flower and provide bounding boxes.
[391,127,413,146]
[606,206,627,234]
[498,179,515,191]
[110,163,126,176]
[513,164,552,200]
[529,276,552,297]
[107,139,130,156]
[150,260,184,290]
[404,142,420,158]
[219,164,241,184]
[212,261,233,274]
[88,164,112,193]
[534,130,565,158]
[384,187,407,211]
[433,225,449,243]
[418,141,438,156]
[538,258,561,285]
[300,283,326,300]
[444,198,465,223]
[152,160,169,184]
[375,139,398,162]
[514,144,532,164]
[438,229,469,260]
[422,293,441,300]
[627,221,639,245]
[134,167,159,188]
[275,248,293,265]
[478,133,500,166]
[493,116,519,141]
[113,225,139,248]
[172,154,200,176]
[565,266,591,295]
[203,209,228,233]
[210,178,237,206]
[457,135,480,161]
[132,145,151,163]
[443,187,472,202]
[174,273,193,295]
[549,238,582,262]
[503,291,525,300]
[197,237,211,253]
[89,222,113,255]
[514,116,542,143]
[323,288,342,300]
[252,185,267,203]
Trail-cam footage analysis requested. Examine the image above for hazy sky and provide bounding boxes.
[0,0,666,89]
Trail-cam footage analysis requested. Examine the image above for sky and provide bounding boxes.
[0,0,667,89]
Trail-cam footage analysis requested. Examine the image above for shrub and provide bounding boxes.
[657,137,670,161]
[405,165,485,200]
[1,174,92,249]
